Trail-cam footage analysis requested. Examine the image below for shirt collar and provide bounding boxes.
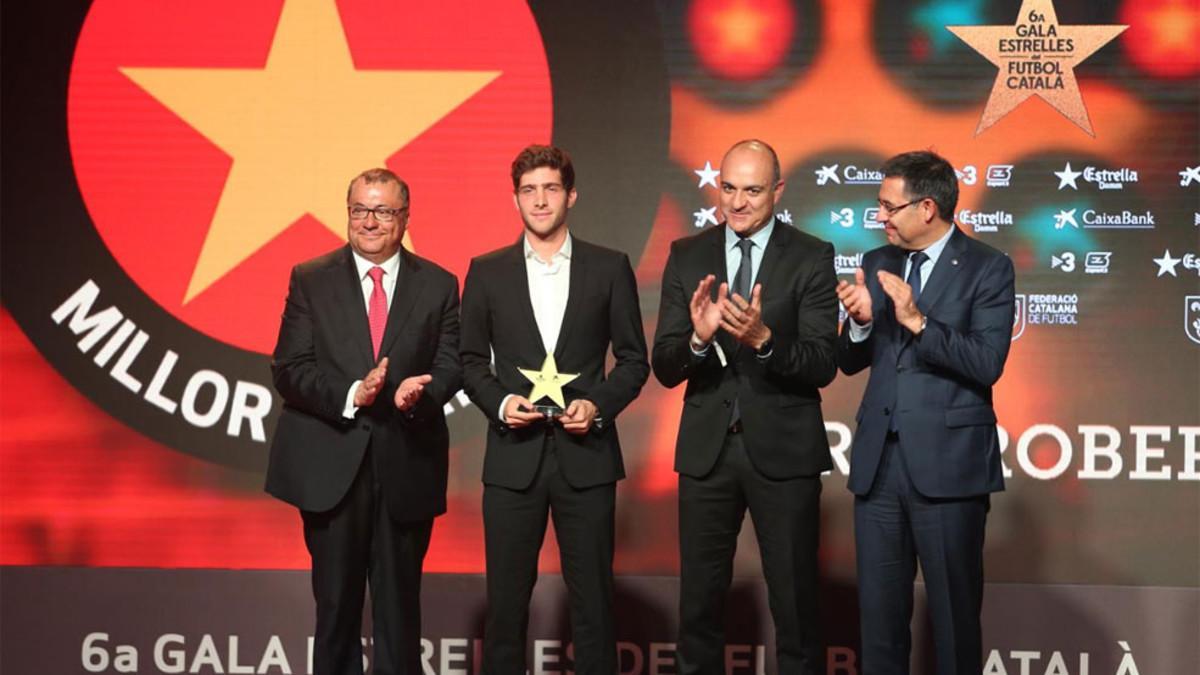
[523,231,573,263]
[725,217,776,253]
[916,224,955,266]
[352,249,401,281]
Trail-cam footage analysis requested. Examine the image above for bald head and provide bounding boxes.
[718,139,785,236]
[723,139,781,185]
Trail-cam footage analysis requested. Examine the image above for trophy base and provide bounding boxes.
[534,404,564,418]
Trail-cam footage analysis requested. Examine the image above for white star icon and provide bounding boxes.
[694,161,719,189]
[693,206,718,228]
[1054,209,1078,229]
[1055,162,1082,190]
[815,165,840,186]
[1180,166,1200,187]
[1153,249,1182,277]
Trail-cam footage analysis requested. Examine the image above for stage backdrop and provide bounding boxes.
[2,0,1197,673]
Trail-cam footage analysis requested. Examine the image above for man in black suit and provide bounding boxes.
[460,144,649,675]
[837,151,1015,675]
[652,139,838,674]
[266,168,461,675]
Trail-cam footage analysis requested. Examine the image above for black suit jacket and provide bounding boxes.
[652,220,839,479]
[265,245,462,521]
[837,226,1014,498]
[460,236,649,490]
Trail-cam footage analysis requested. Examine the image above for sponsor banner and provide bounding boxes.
[1153,250,1200,278]
[958,208,1014,233]
[1049,252,1112,274]
[1054,163,1139,191]
[1053,209,1155,230]
[1,568,1194,674]
[814,164,883,186]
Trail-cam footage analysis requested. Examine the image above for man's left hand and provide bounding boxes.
[877,270,924,334]
[560,399,598,435]
[719,284,772,350]
[394,374,433,411]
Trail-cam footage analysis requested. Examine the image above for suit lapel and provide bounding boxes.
[880,245,905,279]
[333,246,376,371]
[377,249,424,359]
[507,241,547,358]
[878,247,906,343]
[710,226,738,358]
[754,219,789,299]
[552,240,584,360]
[916,226,967,314]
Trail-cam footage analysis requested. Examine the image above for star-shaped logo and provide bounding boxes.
[518,354,579,409]
[947,0,1126,136]
[1154,249,1182,277]
[1180,166,1200,187]
[1055,162,1082,190]
[815,165,840,185]
[121,0,501,302]
[693,206,719,228]
[694,161,720,189]
[1054,208,1078,229]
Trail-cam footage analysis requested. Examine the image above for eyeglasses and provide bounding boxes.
[348,205,407,222]
[877,199,922,217]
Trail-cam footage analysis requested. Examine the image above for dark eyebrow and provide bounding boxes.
[721,181,765,190]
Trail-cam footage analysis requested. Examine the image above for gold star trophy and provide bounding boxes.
[517,354,579,418]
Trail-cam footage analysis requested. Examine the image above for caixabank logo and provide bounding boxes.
[1,0,668,471]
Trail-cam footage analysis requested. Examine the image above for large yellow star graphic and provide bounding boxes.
[120,0,500,302]
[518,354,579,410]
[947,0,1125,136]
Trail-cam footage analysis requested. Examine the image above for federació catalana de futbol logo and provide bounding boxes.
[2,0,667,470]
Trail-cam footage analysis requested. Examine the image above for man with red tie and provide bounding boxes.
[266,168,462,675]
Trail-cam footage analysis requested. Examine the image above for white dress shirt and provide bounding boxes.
[499,233,573,421]
[848,224,955,342]
[526,233,572,354]
[343,250,400,418]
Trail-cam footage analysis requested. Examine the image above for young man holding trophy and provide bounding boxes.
[460,144,649,675]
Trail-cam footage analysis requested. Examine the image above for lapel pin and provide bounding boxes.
[951,258,959,266]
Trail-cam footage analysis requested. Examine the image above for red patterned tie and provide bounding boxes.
[367,266,387,360]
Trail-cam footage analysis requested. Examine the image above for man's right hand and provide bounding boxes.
[837,268,873,325]
[503,395,545,429]
[353,357,389,407]
[689,274,727,346]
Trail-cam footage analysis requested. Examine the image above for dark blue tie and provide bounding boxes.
[907,251,928,302]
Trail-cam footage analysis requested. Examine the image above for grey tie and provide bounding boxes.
[729,238,754,428]
[733,238,754,299]
[907,251,928,301]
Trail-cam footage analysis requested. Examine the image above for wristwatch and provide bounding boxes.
[918,315,928,334]
[755,336,775,357]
